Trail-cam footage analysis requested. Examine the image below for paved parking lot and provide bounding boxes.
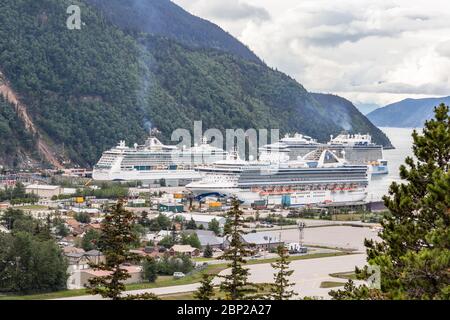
[261,225,380,251]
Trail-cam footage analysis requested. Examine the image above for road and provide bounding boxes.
[57,253,366,300]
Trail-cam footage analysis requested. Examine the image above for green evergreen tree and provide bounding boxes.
[194,273,215,300]
[208,218,221,235]
[268,245,298,300]
[158,235,175,248]
[74,212,91,224]
[203,244,213,258]
[218,198,258,300]
[186,217,197,230]
[53,217,70,238]
[0,227,68,294]
[171,224,177,242]
[142,257,158,283]
[181,233,201,249]
[0,208,25,230]
[86,200,158,300]
[331,104,450,300]
[81,229,101,251]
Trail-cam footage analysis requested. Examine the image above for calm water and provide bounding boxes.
[367,127,416,201]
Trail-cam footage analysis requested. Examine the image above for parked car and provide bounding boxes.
[287,243,308,254]
[173,272,186,279]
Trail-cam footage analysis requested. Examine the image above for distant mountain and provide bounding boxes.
[367,96,450,128]
[0,0,392,168]
[311,94,391,147]
[355,102,380,115]
[86,0,261,63]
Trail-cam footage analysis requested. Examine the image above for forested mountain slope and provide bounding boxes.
[86,0,262,63]
[311,93,391,146]
[0,0,391,167]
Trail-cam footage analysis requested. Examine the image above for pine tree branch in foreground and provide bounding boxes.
[194,273,215,300]
[267,245,298,300]
[218,198,260,300]
[330,104,450,300]
[86,200,159,300]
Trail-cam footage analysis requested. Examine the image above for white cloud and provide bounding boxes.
[436,40,450,58]
[173,0,450,106]
[174,0,270,35]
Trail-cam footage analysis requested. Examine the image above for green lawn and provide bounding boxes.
[192,257,215,262]
[246,251,353,266]
[160,284,273,300]
[329,271,357,280]
[0,264,228,300]
[160,292,196,300]
[320,281,346,288]
[124,264,228,291]
[0,289,87,300]
[0,251,352,300]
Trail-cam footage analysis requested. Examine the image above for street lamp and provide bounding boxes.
[298,221,306,248]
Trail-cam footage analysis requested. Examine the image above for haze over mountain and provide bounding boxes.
[0,0,391,168]
[354,103,381,115]
[367,96,450,128]
[86,0,261,63]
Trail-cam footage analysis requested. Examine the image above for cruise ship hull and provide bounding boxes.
[369,164,389,175]
[188,185,367,206]
[92,169,203,182]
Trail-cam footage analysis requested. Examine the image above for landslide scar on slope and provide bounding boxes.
[0,70,63,168]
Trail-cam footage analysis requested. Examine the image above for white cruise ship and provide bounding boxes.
[265,132,388,175]
[186,148,369,206]
[328,133,388,175]
[92,136,228,182]
[280,133,319,147]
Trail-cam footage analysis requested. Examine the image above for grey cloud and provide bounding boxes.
[201,1,270,21]
[294,7,445,47]
[347,82,450,95]
[436,40,450,58]
[304,28,393,47]
[175,0,450,104]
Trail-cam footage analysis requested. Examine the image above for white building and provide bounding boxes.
[178,213,226,229]
[25,184,62,199]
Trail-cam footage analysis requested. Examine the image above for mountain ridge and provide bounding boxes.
[367,96,450,128]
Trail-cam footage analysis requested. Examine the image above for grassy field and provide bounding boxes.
[0,264,228,300]
[193,257,215,262]
[329,271,357,280]
[246,251,352,266]
[159,284,273,300]
[0,251,352,300]
[12,205,49,210]
[320,281,346,288]
[160,292,196,300]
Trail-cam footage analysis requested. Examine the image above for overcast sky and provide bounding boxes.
[173,0,450,106]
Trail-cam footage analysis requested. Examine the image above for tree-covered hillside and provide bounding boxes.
[311,93,392,147]
[0,0,392,167]
[139,35,341,143]
[85,0,261,63]
[0,0,147,165]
